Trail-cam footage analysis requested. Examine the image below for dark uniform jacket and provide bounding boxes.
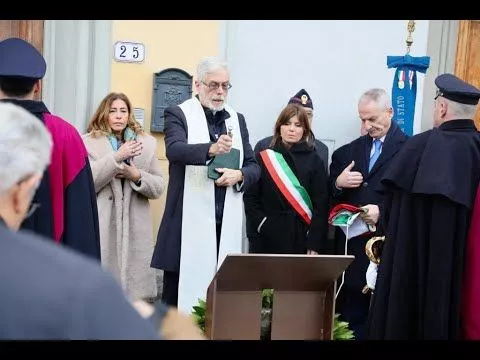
[366,119,480,340]
[0,99,100,261]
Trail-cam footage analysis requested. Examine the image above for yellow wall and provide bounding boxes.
[110,20,220,240]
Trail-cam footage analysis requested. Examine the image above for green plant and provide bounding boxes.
[191,298,206,333]
[333,313,355,340]
[262,288,274,308]
[191,294,355,340]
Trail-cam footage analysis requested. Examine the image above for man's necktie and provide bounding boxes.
[368,139,382,172]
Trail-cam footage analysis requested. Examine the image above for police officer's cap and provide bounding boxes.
[288,89,314,110]
[435,73,480,105]
[0,37,46,79]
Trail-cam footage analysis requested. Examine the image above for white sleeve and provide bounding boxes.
[366,261,378,291]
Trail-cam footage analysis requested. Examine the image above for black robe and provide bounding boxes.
[1,99,101,261]
[365,119,480,340]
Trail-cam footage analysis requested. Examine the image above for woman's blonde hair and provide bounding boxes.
[87,92,144,137]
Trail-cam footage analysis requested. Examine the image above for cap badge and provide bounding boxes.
[301,94,308,105]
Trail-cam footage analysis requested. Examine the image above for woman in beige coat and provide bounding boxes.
[83,92,165,301]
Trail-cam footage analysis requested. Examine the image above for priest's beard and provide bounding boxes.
[199,91,225,112]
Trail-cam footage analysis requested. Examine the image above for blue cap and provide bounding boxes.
[0,37,46,79]
[435,73,480,105]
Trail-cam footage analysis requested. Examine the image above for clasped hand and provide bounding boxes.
[114,140,143,163]
[215,168,243,187]
[113,140,142,182]
[115,161,141,182]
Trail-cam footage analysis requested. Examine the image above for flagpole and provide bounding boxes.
[406,20,415,54]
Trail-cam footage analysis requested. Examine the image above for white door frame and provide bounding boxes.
[42,20,112,133]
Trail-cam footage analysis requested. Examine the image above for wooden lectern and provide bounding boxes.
[205,254,354,340]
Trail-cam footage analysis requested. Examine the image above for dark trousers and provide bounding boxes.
[336,289,371,340]
[161,270,179,306]
[161,222,222,308]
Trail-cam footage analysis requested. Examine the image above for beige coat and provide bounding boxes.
[82,133,165,301]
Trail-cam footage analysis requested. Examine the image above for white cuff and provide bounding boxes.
[366,261,378,291]
[235,181,244,192]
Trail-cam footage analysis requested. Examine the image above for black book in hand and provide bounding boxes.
[207,148,241,180]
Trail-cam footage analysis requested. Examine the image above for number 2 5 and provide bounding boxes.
[119,45,127,58]
[132,46,139,59]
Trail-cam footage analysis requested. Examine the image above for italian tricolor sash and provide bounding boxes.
[260,149,313,225]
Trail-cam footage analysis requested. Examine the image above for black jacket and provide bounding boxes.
[255,135,328,172]
[244,140,329,254]
[328,122,408,291]
[366,119,480,340]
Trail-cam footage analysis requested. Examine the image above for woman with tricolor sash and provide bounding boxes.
[244,104,329,254]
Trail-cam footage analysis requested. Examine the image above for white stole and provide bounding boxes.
[177,97,244,314]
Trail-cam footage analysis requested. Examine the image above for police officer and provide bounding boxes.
[254,89,329,170]
[0,37,101,260]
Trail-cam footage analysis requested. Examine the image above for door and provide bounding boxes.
[455,20,480,129]
[0,20,44,51]
[0,20,44,99]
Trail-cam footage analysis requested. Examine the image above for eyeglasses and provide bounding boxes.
[201,81,232,91]
[434,89,444,100]
[25,202,41,219]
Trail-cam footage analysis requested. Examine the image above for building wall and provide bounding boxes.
[42,20,458,245]
[43,20,112,132]
[420,20,459,131]
[110,20,220,239]
[222,20,431,163]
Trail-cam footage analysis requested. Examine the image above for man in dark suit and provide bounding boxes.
[151,56,260,314]
[254,89,329,171]
[328,88,408,340]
